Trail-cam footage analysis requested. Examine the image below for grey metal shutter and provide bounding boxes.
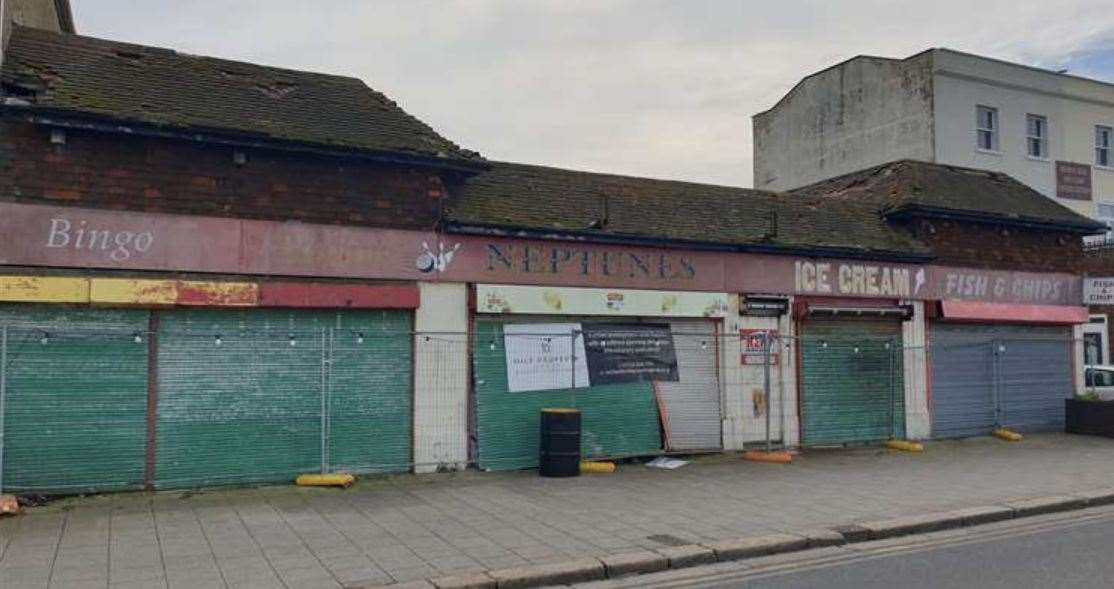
[930,325,997,439]
[653,320,722,450]
[930,324,1072,438]
[997,326,1072,433]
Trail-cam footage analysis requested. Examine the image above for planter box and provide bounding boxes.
[1066,398,1114,437]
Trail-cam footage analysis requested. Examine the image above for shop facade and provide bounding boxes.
[926,269,1086,438]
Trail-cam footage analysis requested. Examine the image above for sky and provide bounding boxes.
[73,1,1114,188]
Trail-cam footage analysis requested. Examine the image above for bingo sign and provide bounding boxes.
[740,329,778,366]
[1084,278,1114,305]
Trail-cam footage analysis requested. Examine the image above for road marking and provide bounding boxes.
[594,504,1114,588]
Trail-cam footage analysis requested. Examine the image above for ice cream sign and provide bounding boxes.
[793,261,918,297]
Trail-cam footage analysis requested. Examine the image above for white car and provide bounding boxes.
[1084,365,1114,401]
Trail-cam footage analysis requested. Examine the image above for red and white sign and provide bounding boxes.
[740,329,778,365]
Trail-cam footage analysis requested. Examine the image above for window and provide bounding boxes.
[1097,203,1114,241]
[1098,126,1112,167]
[976,105,998,151]
[1026,114,1047,158]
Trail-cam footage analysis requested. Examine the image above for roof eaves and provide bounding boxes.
[884,204,1106,235]
[5,106,490,174]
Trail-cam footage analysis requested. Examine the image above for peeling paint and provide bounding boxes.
[0,276,89,303]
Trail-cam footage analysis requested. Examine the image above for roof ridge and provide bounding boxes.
[486,160,778,195]
[8,25,366,84]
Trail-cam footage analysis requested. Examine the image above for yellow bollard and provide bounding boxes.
[884,439,924,452]
[992,428,1023,442]
[579,461,616,474]
[295,473,356,488]
[0,494,20,516]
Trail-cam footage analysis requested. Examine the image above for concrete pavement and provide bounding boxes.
[3,433,1114,588]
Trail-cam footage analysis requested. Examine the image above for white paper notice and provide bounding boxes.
[503,323,590,392]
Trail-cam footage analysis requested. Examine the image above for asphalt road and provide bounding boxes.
[576,505,1114,589]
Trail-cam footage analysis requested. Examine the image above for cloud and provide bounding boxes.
[73,1,1114,188]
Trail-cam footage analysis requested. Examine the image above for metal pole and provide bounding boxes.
[0,325,7,494]
[763,331,772,452]
[569,330,578,408]
[888,337,896,440]
[320,329,327,474]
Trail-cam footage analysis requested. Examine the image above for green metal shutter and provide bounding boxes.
[155,309,411,489]
[800,319,905,446]
[326,311,412,474]
[0,305,149,493]
[473,320,662,471]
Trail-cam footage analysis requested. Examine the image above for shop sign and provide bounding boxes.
[1056,161,1092,201]
[580,323,679,385]
[0,202,1084,307]
[925,267,1079,305]
[502,323,589,393]
[1084,278,1114,305]
[791,260,917,297]
[739,329,778,366]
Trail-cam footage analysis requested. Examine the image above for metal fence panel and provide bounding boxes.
[800,320,905,446]
[929,326,997,439]
[0,306,148,494]
[472,321,662,471]
[327,311,412,474]
[155,310,326,488]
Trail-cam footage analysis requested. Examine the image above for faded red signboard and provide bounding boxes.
[919,266,1079,306]
[740,329,778,365]
[1056,161,1092,200]
[0,202,1083,306]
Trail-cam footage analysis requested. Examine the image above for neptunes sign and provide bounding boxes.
[794,261,912,297]
[485,243,696,280]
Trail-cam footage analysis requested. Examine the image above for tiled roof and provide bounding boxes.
[791,159,1104,232]
[1,26,480,164]
[447,161,931,258]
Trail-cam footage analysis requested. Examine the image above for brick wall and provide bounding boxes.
[900,217,1114,274]
[0,119,450,228]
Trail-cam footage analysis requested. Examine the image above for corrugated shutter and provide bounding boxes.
[997,326,1072,433]
[800,319,905,446]
[654,320,722,450]
[155,309,411,488]
[929,324,1072,437]
[473,320,662,471]
[0,305,149,493]
[930,325,997,438]
[327,311,412,474]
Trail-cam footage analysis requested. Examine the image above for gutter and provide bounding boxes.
[442,221,935,264]
[3,107,490,176]
[885,205,1106,235]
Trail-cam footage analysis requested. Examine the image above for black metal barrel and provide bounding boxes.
[540,408,581,477]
